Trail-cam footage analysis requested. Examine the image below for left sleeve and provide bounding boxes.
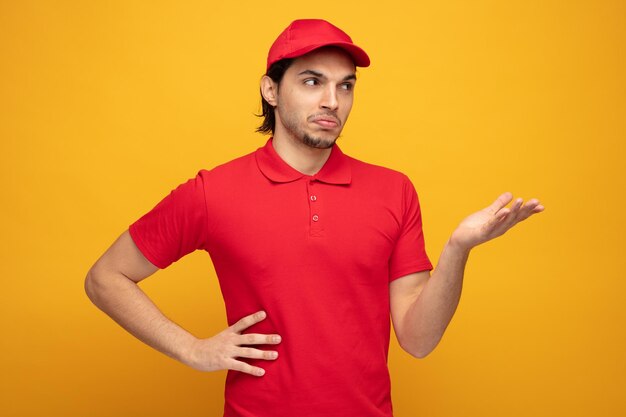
[388,176,433,281]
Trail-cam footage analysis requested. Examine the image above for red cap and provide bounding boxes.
[267,19,370,71]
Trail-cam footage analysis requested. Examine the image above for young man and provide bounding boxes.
[85,19,543,417]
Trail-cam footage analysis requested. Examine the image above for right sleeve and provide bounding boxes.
[128,171,209,269]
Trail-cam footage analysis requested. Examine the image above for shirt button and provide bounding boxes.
[310,195,317,202]
[312,214,319,222]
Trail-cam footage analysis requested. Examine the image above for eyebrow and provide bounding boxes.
[297,69,357,82]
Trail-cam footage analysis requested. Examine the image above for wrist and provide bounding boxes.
[446,233,473,256]
[172,332,200,366]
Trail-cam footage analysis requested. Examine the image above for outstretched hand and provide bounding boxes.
[450,192,544,251]
[183,310,281,377]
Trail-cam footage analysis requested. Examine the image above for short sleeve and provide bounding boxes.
[388,177,433,281]
[128,172,208,269]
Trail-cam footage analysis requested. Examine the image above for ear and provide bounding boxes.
[260,75,278,106]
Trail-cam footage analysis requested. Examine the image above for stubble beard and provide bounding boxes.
[302,133,337,149]
[279,113,341,150]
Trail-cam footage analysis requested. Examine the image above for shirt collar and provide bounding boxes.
[255,138,352,185]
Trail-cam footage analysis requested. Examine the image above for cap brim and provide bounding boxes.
[278,41,370,68]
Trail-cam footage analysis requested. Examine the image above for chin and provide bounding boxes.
[302,133,339,149]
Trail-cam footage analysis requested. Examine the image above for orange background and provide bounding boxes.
[1,1,625,416]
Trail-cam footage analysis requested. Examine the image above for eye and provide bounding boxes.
[340,82,354,91]
[304,78,319,86]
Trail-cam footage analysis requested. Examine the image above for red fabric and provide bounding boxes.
[129,139,432,417]
[266,19,370,70]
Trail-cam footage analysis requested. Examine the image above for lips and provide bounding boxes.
[309,114,341,128]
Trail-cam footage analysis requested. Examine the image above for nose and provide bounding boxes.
[320,85,338,111]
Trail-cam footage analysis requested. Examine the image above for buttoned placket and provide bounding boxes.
[306,179,324,237]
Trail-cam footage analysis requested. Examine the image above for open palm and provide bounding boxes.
[450,192,545,250]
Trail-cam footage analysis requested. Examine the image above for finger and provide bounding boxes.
[495,198,543,235]
[227,358,267,377]
[491,208,513,235]
[239,333,282,345]
[231,311,267,334]
[524,204,544,218]
[510,197,523,213]
[500,198,524,227]
[494,207,510,222]
[237,347,279,360]
[487,192,513,214]
[488,197,544,238]
[515,199,541,222]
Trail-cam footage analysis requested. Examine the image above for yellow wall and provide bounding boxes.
[1,1,624,416]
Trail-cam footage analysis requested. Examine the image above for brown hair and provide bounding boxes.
[256,58,294,135]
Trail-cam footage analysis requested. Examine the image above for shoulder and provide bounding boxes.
[338,153,424,216]
[195,149,258,182]
[344,154,413,187]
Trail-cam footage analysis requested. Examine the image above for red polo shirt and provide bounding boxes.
[129,138,432,417]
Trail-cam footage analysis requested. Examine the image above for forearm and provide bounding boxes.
[395,193,544,358]
[85,269,196,365]
[400,239,470,357]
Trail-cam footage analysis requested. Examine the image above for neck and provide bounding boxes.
[271,133,333,176]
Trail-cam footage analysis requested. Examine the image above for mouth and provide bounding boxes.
[309,114,341,129]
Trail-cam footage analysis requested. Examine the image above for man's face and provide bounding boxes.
[273,47,356,149]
